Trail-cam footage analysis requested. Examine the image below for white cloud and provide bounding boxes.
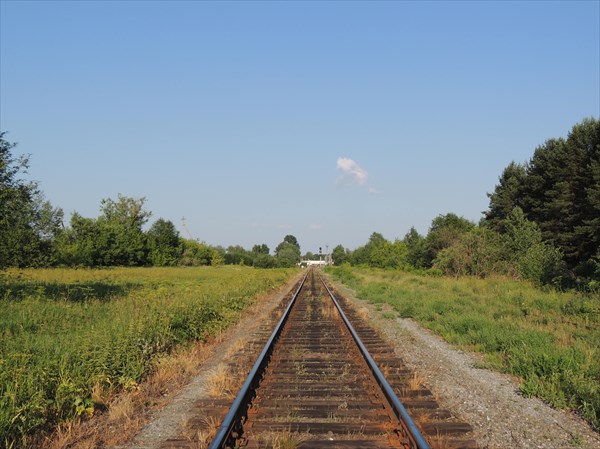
[308,223,324,230]
[336,157,368,186]
[368,187,382,194]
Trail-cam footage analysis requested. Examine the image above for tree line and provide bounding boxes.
[2,117,598,288]
[331,118,599,290]
[0,132,302,269]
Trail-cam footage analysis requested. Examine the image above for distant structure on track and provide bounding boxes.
[301,245,333,267]
[303,259,328,267]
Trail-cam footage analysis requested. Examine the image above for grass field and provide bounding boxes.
[326,265,600,431]
[0,266,296,448]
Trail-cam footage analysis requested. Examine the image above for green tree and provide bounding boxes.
[349,245,368,265]
[97,195,152,266]
[433,227,504,278]
[224,245,254,265]
[304,251,316,260]
[275,236,301,267]
[349,232,386,266]
[147,219,181,266]
[54,195,152,267]
[403,227,428,269]
[275,243,300,267]
[253,253,275,268]
[425,213,475,266]
[54,213,100,266]
[0,133,63,267]
[484,161,527,233]
[331,244,348,266]
[180,239,219,266]
[506,118,600,279]
[282,234,300,252]
[252,243,270,255]
[369,240,408,269]
[502,207,563,284]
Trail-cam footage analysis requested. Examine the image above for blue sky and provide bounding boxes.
[1,1,599,254]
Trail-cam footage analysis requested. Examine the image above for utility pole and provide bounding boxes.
[181,217,195,240]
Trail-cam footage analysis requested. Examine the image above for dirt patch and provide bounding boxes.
[330,276,600,449]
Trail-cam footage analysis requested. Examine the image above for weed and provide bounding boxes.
[357,307,370,320]
[409,372,424,391]
[569,431,583,447]
[431,430,450,449]
[107,396,133,422]
[182,415,221,449]
[318,303,336,320]
[226,338,247,357]
[206,364,236,398]
[257,430,309,449]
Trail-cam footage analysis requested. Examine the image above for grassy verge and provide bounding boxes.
[326,265,600,431]
[0,266,296,448]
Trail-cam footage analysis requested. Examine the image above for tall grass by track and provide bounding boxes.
[326,265,600,431]
[0,266,297,448]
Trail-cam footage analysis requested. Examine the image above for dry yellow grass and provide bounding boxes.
[225,337,247,357]
[107,395,133,422]
[409,372,425,391]
[179,415,222,449]
[357,306,370,320]
[318,303,337,319]
[431,430,451,449]
[206,363,236,398]
[256,430,310,449]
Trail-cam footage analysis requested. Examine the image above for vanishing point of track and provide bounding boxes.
[205,269,477,449]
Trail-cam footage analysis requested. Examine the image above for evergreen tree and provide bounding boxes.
[484,161,527,232]
[522,119,599,277]
[486,118,600,281]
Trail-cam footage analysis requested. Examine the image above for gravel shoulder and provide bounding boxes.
[331,277,600,449]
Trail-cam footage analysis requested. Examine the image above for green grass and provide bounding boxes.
[326,265,600,431]
[0,266,296,448]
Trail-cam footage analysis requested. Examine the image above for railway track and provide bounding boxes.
[163,269,477,449]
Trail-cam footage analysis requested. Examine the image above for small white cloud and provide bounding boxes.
[336,157,368,186]
[368,187,382,194]
[277,224,293,229]
[308,224,324,230]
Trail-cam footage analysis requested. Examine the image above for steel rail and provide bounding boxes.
[208,272,308,449]
[319,273,431,449]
